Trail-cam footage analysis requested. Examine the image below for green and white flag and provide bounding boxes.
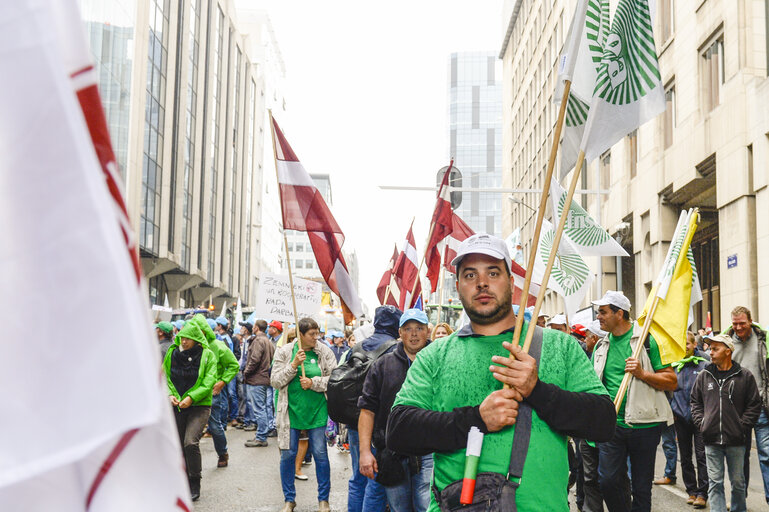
[533,219,594,318]
[556,0,610,177]
[580,0,665,163]
[549,179,629,257]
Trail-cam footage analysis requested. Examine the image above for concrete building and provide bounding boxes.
[500,0,769,329]
[80,0,286,309]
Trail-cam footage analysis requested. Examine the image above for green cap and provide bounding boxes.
[156,321,174,334]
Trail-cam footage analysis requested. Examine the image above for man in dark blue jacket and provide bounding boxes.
[672,332,710,508]
[348,305,403,512]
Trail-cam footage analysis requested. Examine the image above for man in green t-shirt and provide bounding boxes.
[591,290,677,512]
[387,233,616,511]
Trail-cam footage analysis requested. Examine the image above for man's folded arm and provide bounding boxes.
[386,404,488,456]
[525,380,616,442]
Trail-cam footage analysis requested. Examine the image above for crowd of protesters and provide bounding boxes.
[155,233,769,512]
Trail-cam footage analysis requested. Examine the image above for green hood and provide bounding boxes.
[174,322,209,349]
[191,314,217,344]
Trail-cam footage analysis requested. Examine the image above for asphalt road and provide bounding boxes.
[194,426,769,511]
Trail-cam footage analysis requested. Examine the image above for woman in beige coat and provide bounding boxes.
[271,317,337,512]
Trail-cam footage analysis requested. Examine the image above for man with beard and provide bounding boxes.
[387,233,616,511]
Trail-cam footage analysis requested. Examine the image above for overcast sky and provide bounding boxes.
[247,0,504,312]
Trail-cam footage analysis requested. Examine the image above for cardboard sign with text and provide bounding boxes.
[253,273,322,323]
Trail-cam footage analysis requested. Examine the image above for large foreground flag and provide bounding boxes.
[0,1,189,508]
[392,224,422,310]
[580,0,666,163]
[533,220,594,317]
[638,210,703,365]
[425,162,455,292]
[271,115,363,323]
[377,244,400,306]
[549,179,628,257]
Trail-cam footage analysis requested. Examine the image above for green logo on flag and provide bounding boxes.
[585,0,611,68]
[566,95,590,127]
[593,0,661,105]
[557,194,611,247]
[540,230,590,295]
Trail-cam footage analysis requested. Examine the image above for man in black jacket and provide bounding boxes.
[691,333,762,512]
[358,308,432,511]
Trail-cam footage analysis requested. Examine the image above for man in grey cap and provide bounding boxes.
[591,290,677,512]
[387,233,616,511]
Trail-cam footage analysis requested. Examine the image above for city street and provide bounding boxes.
[195,426,769,511]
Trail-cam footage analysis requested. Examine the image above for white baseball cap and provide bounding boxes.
[705,333,735,351]
[450,233,512,273]
[587,319,608,337]
[591,290,631,312]
[548,314,568,326]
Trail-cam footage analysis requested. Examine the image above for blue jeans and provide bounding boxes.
[706,444,746,512]
[279,427,330,503]
[207,391,228,456]
[268,386,276,430]
[226,377,238,421]
[744,408,769,502]
[218,384,230,426]
[384,455,433,512]
[598,424,663,512]
[661,423,677,479]
[245,384,271,442]
[347,429,387,512]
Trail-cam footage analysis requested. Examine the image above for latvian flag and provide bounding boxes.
[392,224,422,311]
[270,115,363,323]
[376,244,400,306]
[425,162,455,292]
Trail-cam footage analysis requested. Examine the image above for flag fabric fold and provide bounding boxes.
[580,0,665,163]
[638,210,703,365]
[425,162,455,292]
[0,0,189,507]
[443,213,476,275]
[271,115,363,323]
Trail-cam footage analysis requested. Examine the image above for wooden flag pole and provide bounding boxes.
[269,110,304,377]
[520,148,586,354]
[503,81,573,388]
[612,296,660,413]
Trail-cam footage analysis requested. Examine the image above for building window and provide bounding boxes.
[295,243,303,252]
[659,0,674,42]
[306,260,314,269]
[140,0,170,256]
[664,83,676,149]
[701,36,724,112]
[600,150,611,189]
[181,0,200,272]
[295,260,304,269]
[628,130,638,179]
[207,7,225,281]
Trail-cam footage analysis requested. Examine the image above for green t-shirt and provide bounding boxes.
[596,326,668,429]
[393,323,609,512]
[287,344,328,430]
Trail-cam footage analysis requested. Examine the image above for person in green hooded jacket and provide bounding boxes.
[189,314,240,468]
[163,321,217,501]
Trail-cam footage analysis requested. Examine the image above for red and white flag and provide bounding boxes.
[270,115,363,323]
[377,244,400,306]
[0,1,189,509]
[442,213,476,275]
[392,224,422,310]
[425,162,455,292]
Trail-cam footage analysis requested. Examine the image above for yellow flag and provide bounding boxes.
[638,210,699,365]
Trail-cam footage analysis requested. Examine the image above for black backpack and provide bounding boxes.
[327,340,398,426]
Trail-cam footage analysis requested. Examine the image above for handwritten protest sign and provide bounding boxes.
[253,273,322,323]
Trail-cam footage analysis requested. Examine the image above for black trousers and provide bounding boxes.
[580,438,606,512]
[174,405,211,479]
[673,415,708,498]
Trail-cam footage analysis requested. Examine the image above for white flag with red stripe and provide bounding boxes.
[270,115,362,323]
[392,223,422,310]
[425,162,455,292]
[442,213,476,275]
[0,1,189,509]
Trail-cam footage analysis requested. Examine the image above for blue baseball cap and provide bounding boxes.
[215,316,228,327]
[172,320,185,330]
[399,308,429,327]
[206,318,217,330]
